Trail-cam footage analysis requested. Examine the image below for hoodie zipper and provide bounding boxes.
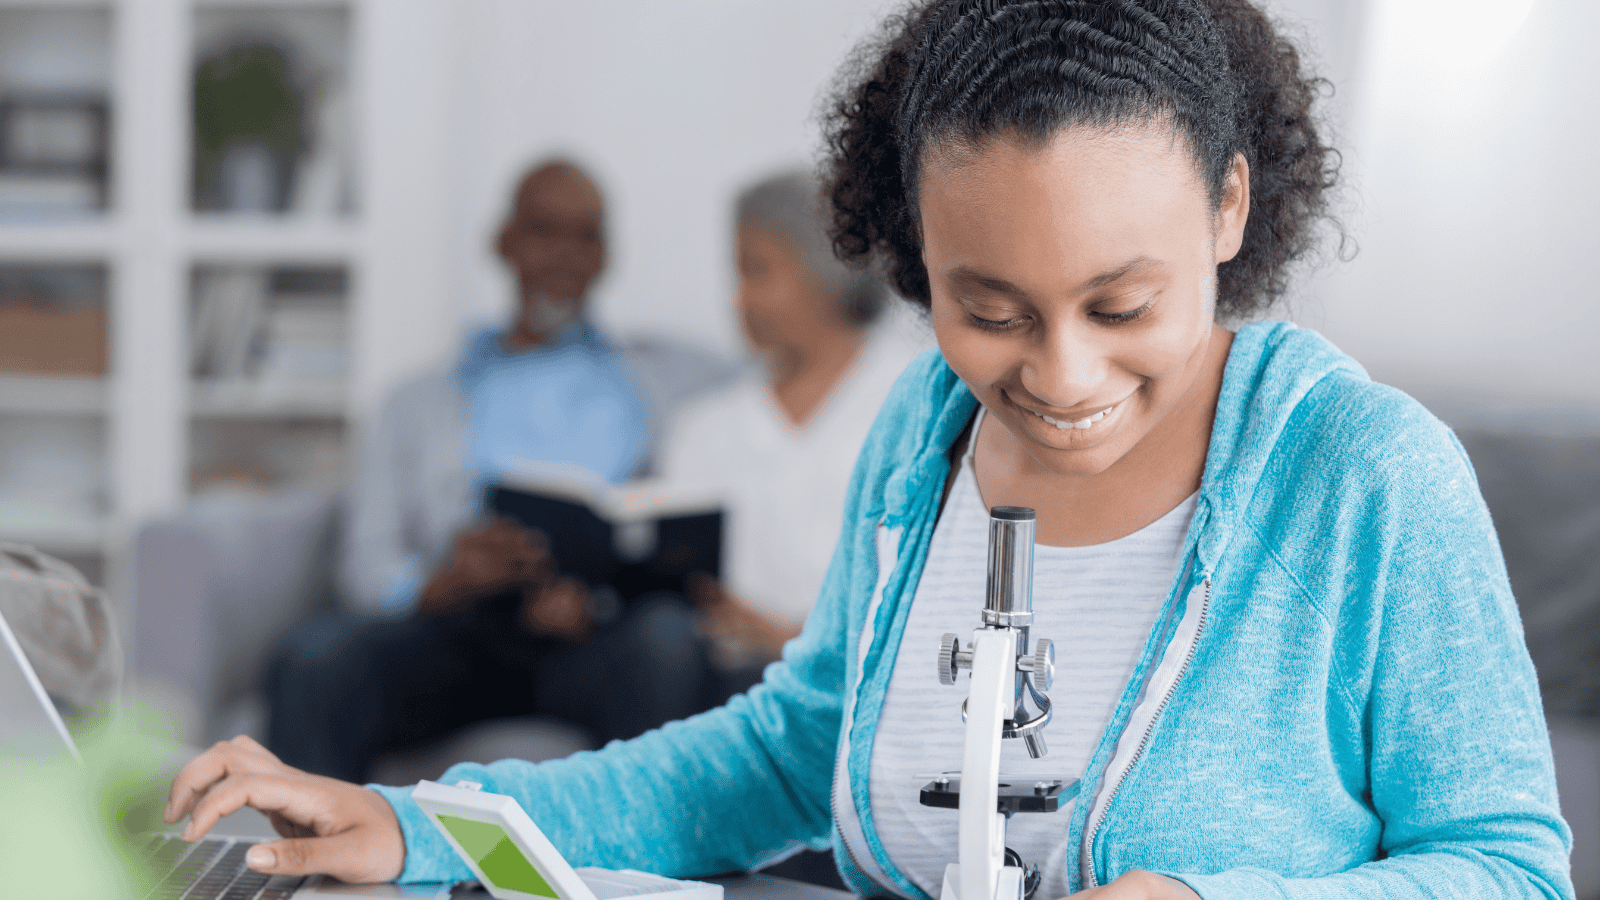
[1084,577,1212,888]
[831,766,870,881]
[832,520,902,895]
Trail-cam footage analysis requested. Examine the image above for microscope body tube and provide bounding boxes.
[985,507,1044,757]
[984,507,1036,626]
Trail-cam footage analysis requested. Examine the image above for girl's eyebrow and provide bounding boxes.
[946,255,1159,297]
[946,266,1025,297]
[1081,256,1158,290]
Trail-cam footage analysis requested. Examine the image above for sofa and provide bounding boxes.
[128,488,593,784]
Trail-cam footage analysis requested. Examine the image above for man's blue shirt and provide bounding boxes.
[457,321,652,487]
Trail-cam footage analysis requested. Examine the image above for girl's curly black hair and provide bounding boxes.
[823,0,1342,319]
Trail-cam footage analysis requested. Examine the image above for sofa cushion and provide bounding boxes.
[1456,430,1600,717]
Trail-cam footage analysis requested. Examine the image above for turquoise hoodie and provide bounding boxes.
[374,322,1572,899]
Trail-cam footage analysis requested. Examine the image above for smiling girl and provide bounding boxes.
[165,1,1572,897]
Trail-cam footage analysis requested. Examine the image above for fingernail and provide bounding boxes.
[180,824,193,841]
[247,847,276,869]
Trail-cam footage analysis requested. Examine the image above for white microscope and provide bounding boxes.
[922,506,1074,900]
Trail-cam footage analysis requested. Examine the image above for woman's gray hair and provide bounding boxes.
[735,169,887,325]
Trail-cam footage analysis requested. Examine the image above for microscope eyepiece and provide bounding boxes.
[985,507,1035,623]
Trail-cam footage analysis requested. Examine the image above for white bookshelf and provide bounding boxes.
[186,219,358,261]
[0,374,107,415]
[0,223,115,258]
[0,0,438,616]
[0,0,461,677]
[189,378,345,419]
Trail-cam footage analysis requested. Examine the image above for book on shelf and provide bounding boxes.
[0,93,110,219]
[190,268,268,381]
[0,302,106,376]
[0,173,99,220]
[257,293,348,380]
[0,266,109,376]
[190,268,350,388]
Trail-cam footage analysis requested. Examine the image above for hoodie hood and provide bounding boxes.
[1194,322,1368,571]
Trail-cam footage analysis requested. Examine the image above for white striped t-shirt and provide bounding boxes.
[862,407,1196,899]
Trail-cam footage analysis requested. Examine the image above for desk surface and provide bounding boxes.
[711,873,854,899]
[437,874,850,899]
[214,808,856,899]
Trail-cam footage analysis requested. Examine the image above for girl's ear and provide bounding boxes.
[1214,152,1250,265]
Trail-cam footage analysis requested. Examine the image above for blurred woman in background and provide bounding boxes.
[663,169,924,696]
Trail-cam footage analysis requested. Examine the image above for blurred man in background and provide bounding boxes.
[265,159,733,783]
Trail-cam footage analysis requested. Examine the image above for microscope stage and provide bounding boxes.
[918,775,1079,814]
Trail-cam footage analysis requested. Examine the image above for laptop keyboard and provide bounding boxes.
[141,835,306,900]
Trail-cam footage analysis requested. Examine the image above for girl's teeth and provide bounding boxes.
[1039,405,1114,430]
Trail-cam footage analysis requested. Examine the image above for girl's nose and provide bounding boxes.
[1019,322,1107,410]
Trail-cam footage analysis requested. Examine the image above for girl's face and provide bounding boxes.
[919,125,1248,479]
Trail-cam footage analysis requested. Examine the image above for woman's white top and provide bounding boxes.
[863,407,1197,899]
[660,322,926,627]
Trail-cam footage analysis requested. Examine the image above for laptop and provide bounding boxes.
[3,607,721,900]
[1,605,451,899]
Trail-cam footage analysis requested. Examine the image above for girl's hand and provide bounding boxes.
[1067,871,1201,900]
[165,735,406,883]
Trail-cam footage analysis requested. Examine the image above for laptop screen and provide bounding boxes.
[0,606,81,760]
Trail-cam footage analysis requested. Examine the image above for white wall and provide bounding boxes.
[1287,0,1600,415]
[431,0,898,363]
[394,0,1597,419]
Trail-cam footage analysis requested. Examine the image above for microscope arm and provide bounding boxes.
[946,626,1024,900]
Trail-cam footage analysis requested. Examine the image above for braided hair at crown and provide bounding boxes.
[824,0,1341,319]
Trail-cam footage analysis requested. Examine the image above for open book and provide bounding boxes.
[488,462,723,604]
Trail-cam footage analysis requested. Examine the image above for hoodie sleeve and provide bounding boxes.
[1174,389,1573,899]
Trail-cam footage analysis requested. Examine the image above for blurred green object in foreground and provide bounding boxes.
[0,708,172,899]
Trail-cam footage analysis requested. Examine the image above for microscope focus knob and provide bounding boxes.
[938,633,971,686]
[1019,638,1055,691]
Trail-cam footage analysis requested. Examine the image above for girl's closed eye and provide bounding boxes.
[1092,301,1154,324]
[961,299,1031,331]
[968,311,1026,330]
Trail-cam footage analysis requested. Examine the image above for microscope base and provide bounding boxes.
[940,863,1025,900]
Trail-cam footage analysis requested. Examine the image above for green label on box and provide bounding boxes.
[436,814,559,898]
